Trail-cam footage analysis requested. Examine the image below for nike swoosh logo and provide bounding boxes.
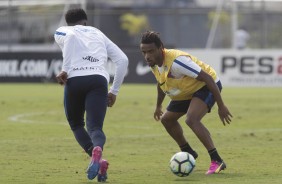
[159,81,166,86]
[136,61,151,75]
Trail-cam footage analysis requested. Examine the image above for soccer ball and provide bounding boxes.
[169,152,196,177]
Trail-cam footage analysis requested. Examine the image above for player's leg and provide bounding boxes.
[64,77,93,156]
[161,111,186,145]
[186,81,226,174]
[186,97,214,150]
[84,75,108,181]
[85,75,108,150]
[161,101,198,159]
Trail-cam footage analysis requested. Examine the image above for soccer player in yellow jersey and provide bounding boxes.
[140,31,232,175]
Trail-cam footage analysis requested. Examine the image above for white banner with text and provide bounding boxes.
[181,49,282,87]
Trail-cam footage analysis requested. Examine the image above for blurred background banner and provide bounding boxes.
[0,50,155,83]
[0,52,62,82]
[1,49,281,86]
[0,0,282,86]
[184,49,282,87]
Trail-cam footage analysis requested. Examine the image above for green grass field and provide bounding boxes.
[0,83,282,184]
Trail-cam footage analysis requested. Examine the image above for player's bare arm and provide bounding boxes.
[196,70,233,125]
[154,84,166,121]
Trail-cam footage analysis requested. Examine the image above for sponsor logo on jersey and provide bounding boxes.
[73,66,102,71]
[82,56,99,62]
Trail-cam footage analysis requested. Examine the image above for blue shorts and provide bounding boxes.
[166,81,222,113]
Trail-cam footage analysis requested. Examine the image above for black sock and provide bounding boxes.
[180,143,198,159]
[208,148,222,162]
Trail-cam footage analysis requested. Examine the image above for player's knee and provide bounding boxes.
[185,116,198,128]
[87,126,103,132]
[160,116,170,127]
[161,116,176,129]
[160,116,166,124]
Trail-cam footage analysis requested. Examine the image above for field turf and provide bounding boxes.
[0,83,282,184]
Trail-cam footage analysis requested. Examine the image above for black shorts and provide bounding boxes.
[166,81,222,113]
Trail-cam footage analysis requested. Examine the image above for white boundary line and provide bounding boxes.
[8,111,66,124]
[7,112,159,130]
[8,112,282,135]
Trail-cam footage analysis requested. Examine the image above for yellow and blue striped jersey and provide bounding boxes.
[151,49,217,100]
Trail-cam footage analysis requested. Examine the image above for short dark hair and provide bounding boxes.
[140,31,164,48]
[65,8,87,25]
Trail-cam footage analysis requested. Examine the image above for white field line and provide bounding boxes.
[8,112,154,130]
[7,112,167,138]
[7,112,282,135]
[0,133,167,144]
[8,111,66,124]
[7,112,154,130]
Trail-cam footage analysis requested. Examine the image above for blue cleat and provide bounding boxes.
[86,146,102,180]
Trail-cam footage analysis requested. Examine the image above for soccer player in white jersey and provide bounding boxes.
[140,31,232,175]
[54,9,128,182]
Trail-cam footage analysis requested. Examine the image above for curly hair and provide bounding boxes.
[65,8,87,25]
[140,31,164,48]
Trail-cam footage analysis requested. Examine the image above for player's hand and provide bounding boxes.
[154,106,163,121]
[218,105,233,126]
[107,92,116,107]
[56,71,68,85]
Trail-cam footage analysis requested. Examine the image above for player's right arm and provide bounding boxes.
[154,84,166,121]
[101,32,128,107]
[103,32,128,97]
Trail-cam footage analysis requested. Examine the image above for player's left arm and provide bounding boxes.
[54,29,73,85]
[173,56,232,124]
[196,71,232,125]
[56,37,72,85]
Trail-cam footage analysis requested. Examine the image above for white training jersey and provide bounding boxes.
[54,25,128,95]
[157,56,219,82]
[157,55,201,78]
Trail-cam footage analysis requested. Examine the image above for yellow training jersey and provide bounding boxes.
[151,49,217,100]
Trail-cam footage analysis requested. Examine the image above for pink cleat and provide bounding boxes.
[97,159,109,182]
[86,146,102,180]
[206,160,226,175]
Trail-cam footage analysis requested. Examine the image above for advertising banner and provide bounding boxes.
[0,50,155,83]
[183,49,282,87]
[1,49,282,87]
[0,52,62,82]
